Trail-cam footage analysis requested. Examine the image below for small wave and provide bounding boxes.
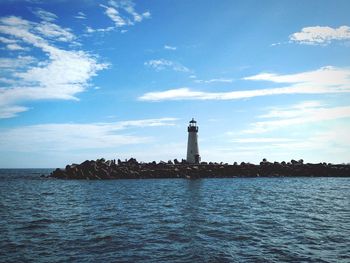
[31,218,54,224]
[15,218,53,231]
[41,192,55,196]
[92,235,113,242]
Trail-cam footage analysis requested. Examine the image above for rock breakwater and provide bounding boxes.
[49,158,350,179]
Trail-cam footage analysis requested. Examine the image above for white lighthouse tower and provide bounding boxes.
[186,118,201,164]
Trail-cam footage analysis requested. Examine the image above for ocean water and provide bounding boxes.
[0,169,349,263]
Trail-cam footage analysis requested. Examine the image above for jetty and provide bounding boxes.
[49,158,350,179]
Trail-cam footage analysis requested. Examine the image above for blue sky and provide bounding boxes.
[0,0,350,168]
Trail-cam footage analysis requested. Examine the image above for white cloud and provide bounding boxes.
[86,26,95,33]
[164,45,177,50]
[86,26,114,33]
[194,78,233,84]
[0,105,29,119]
[144,59,190,72]
[0,55,36,69]
[258,101,324,119]
[226,121,350,164]
[244,101,350,133]
[32,8,58,22]
[115,117,178,128]
[290,25,350,45]
[0,36,16,44]
[0,16,108,118]
[139,66,350,101]
[6,43,27,50]
[243,66,350,86]
[0,77,19,85]
[142,11,151,19]
[74,11,86,20]
[100,4,126,27]
[311,124,350,150]
[0,118,178,152]
[221,105,350,164]
[87,1,150,33]
[108,0,151,23]
[98,0,150,30]
[35,21,75,42]
[139,87,264,101]
[230,137,296,143]
[271,42,281,46]
[139,88,205,101]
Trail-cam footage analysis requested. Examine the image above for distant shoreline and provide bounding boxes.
[48,158,350,179]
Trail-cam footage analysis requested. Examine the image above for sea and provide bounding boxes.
[0,169,349,263]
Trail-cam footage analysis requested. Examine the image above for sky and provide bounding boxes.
[0,0,350,168]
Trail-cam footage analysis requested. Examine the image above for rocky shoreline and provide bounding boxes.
[49,158,350,179]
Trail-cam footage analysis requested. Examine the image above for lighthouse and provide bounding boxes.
[186,118,201,164]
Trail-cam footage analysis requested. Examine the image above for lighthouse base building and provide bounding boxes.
[186,118,201,164]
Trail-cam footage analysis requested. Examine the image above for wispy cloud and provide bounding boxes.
[0,118,178,152]
[226,121,350,164]
[31,8,58,22]
[0,36,16,44]
[95,0,150,32]
[243,66,350,86]
[230,137,296,143]
[139,66,350,101]
[100,4,126,27]
[110,0,151,23]
[244,101,350,133]
[270,42,281,47]
[221,104,350,163]
[0,55,36,70]
[5,43,27,50]
[86,26,114,33]
[74,11,86,20]
[290,25,350,45]
[35,21,75,42]
[0,15,108,118]
[164,45,177,50]
[144,59,190,72]
[194,78,233,84]
[0,34,29,50]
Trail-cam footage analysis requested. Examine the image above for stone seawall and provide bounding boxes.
[49,158,350,179]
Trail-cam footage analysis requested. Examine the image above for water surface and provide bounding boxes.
[0,169,349,262]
